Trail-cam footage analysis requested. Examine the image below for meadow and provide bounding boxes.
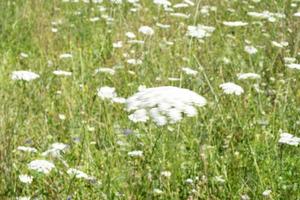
[1,0,300,199]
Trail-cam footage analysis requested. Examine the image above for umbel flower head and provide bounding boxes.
[126,86,207,126]
[11,70,40,81]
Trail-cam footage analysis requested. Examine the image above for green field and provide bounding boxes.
[1,0,300,199]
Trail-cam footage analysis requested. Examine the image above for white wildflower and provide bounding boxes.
[156,23,170,29]
[17,146,37,153]
[271,41,288,48]
[16,197,31,200]
[126,58,142,65]
[59,53,73,59]
[153,0,171,7]
[237,73,261,80]
[220,82,244,95]
[286,63,300,70]
[53,70,72,76]
[170,13,190,19]
[125,32,136,39]
[279,132,300,146]
[126,86,206,125]
[244,45,258,55]
[153,188,163,194]
[223,21,248,27]
[161,171,171,178]
[262,189,271,197]
[113,41,123,48]
[294,12,300,17]
[19,174,33,184]
[95,67,116,75]
[11,71,40,81]
[28,160,55,174]
[20,53,29,58]
[182,67,198,76]
[42,143,68,157]
[128,150,143,157]
[67,168,95,180]
[283,57,296,64]
[138,26,154,36]
[187,25,215,39]
[97,86,117,99]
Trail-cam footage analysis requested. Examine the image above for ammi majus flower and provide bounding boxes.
[219,82,244,95]
[186,24,215,39]
[11,71,40,81]
[126,86,207,126]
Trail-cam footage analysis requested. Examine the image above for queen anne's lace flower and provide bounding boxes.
[220,82,244,95]
[28,160,55,174]
[42,143,68,157]
[97,86,126,103]
[126,86,207,125]
[138,26,154,36]
[186,25,215,39]
[237,73,261,80]
[53,70,72,76]
[67,168,95,180]
[223,21,248,27]
[286,63,300,70]
[279,132,300,146]
[11,71,40,81]
[19,174,33,184]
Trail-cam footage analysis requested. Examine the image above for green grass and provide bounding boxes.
[1,0,300,199]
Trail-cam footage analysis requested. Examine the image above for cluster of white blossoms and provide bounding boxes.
[97,86,126,103]
[279,132,300,146]
[126,86,207,126]
[286,63,300,70]
[237,73,261,80]
[138,26,154,36]
[28,160,55,174]
[11,71,40,81]
[53,70,72,76]
[42,143,68,157]
[186,25,215,39]
[219,82,244,95]
[222,21,248,27]
[67,168,95,180]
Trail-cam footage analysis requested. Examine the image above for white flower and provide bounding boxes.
[19,174,33,184]
[128,150,143,157]
[11,71,40,81]
[153,0,171,7]
[223,21,248,27]
[220,82,244,95]
[67,168,95,180]
[279,132,300,146]
[237,73,261,80]
[186,25,215,39]
[59,53,73,59]
[173,3,189,8]
[97,86,117,99]
[286,63,300,70]
[125,32,136,39]
[284,57,296,64]
[126,58,142,65]
[138,26,154,36]
[294,12,300,17]
[241,194,250,200]
[53,70,72,76]
[113,41,123,48]
[244,45,258,55]
[17,146,37,153]
[156,23,170,29]
[128,109,149,122]
[185,178,193,184]
[16,197,31,200]
[42,143,68,157]
[271,41,288,48]
[153,188,163,194]
[262,189,271,196]
[58,114,66,120]
[170,13,190,18]
[182,67,198,76]
[126,86,206,125]
[28,160,55,174]
[20,53,29,58]
[90,17,100,22]
[161,171,171,178]
[95,67,115,75]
